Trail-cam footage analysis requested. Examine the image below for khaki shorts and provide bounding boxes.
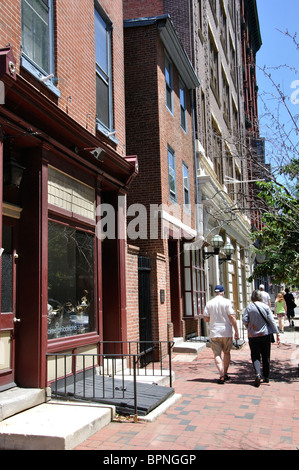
[210,337,233,356]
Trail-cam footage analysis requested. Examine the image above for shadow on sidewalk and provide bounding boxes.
[184,343,299,386]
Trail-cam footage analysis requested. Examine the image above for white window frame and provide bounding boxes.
[179,78,187,132]
[95,6,116,141]
[21,0,59,97]
[168,146,177,201]
[182,162,190,206]
[165,52,173,113]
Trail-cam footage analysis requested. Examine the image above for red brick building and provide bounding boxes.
[124,15,200,345]
[0,0,137,392]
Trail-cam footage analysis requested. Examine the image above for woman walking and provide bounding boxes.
[275,292,287,333]
[243,290,280,387]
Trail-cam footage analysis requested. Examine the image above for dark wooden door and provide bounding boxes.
[138,256,153,364]
[0,221,19,389]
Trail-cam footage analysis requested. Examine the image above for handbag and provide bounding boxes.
[254,303,275,343]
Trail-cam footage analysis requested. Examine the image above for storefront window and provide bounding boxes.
[183,248,206,317]
[47,221,95,339]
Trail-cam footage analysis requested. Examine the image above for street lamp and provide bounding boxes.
[203,235,235,263]
[203,234,224,259]
[219,242,234,264]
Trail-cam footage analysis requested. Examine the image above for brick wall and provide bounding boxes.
[123,0,164,19]
[124,17,197,342]
[0,0,126,156]
[126,244,140,344]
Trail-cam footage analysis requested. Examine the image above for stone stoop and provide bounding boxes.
[0,400,114,450]
[0,387,49,422]
[173,336,207,354]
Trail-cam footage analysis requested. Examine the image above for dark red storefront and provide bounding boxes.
[0,47,137,391]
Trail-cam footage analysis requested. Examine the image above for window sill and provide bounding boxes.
[96,120,119,144]
[47,331,100,353]
[20,55,61,98]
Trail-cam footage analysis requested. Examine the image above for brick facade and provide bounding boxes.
[124,16,199,342]
[0,0,137,389]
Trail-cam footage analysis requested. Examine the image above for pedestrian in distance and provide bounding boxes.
[203,285,239,384]
[275,292,287,333]
[243,290,280,387]
[259,284,272,309]
[284,287,296,327]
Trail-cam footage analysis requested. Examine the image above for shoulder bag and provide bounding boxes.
[254,303,275,343]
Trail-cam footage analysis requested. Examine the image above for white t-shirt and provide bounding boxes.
[260,291,270,305]
[203,295,235,338]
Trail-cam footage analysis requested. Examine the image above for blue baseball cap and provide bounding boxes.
[214,285,225,293]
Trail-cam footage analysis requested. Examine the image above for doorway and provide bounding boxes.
[138,256,152,364]
[0,220,19,390]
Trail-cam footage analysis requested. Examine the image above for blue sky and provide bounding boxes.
[255,0,298,170]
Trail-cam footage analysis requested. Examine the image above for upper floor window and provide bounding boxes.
[183,162,190,206]
[165,53,173,113]
[179,79,187,131]
[168,146,177,201]
[220,1,227,55]
[209,33,219,102]
[222,69,230,126]
[95,8,113,134]
[209,0,217,25]
[21,0,58,95]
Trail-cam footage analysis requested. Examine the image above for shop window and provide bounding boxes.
[184,249,206,317]
[47,221,95,339]
[48,166,95,221]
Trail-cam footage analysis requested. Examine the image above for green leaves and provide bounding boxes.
[250,165,299,285]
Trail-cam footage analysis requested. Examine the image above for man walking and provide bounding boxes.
[259,284,272,309]
[203,285,239,384]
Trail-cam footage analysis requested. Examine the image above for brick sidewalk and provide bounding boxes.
[75,341,299,451]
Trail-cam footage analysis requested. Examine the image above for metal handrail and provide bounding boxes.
[46,340,174,418]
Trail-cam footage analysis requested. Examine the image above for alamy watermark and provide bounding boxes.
[290,80,299,104]
[0,80,4,105]
[96,196,198,242]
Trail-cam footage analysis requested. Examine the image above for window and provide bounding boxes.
[95,8,113,133]
[183,163,190,206]
[222,69,230,126]
[165,53,173,112]
[229,36,236,85]
[212,121,223,183]
[209,0,217,24]
[220,1,227,54]
[209,33,219,101]
[184,249,206,317]
[47,221,95,339]
[179,79,187,131]
[198,0,203,32]
[168,146,176,201]
[21,0,58,95]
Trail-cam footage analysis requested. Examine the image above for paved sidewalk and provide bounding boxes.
[76,332,299,451]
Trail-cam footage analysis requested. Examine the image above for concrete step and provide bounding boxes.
[0,374,177,449]
[0,387,48,422]
[173,340,206,354]
[0,400,114,450]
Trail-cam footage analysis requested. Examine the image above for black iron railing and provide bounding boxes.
[46,341,174,418]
